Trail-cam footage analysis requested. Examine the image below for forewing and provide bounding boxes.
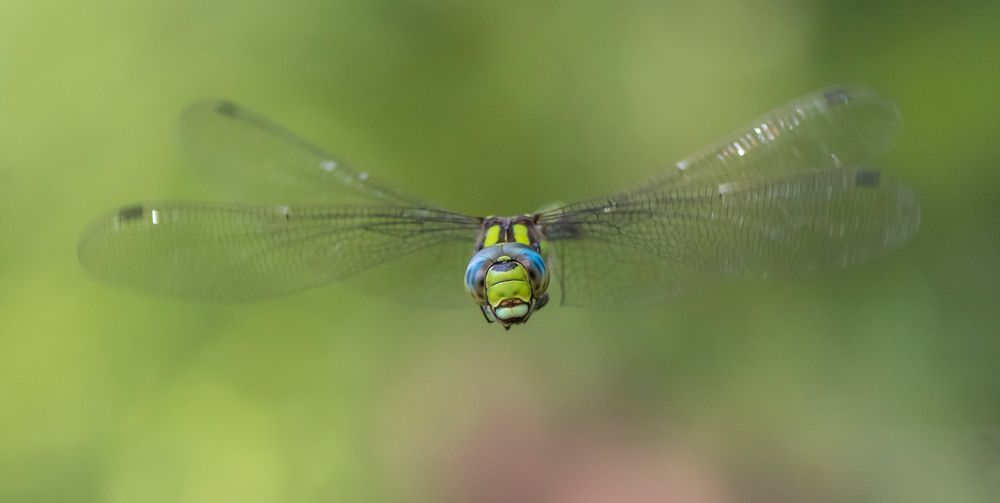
[178,101,428,206]
[78,202,482,301]
[633,87,901,191]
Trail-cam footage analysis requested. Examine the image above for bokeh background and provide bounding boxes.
[2,0,999,501]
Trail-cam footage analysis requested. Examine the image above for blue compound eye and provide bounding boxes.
[513,246,549,296]
[464,251,493,304]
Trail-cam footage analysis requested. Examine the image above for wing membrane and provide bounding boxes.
[632,87,900,191]
[178,101,429,206]
[546,239,697,308]
[541,168,920,305]
[78,202,482,301]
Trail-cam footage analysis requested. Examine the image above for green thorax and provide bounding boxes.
[474,215,544,251]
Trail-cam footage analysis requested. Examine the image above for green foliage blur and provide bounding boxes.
[2,0,999,501]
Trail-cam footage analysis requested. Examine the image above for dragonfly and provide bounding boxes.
[78,87,921,329]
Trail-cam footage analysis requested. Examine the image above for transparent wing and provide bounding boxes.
[546,239,699,308]
[632,86,901,191]
[541,168,920,306]
[78,202,482,301]
[178,101,430,206]
[539,86,917,306]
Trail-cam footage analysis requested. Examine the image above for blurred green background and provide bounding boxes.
[2,0,999,501]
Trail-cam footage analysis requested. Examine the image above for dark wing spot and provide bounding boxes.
[824,87,851,106]
[118,205,144,221]
[215,101,239,116]
[854,169,881,188]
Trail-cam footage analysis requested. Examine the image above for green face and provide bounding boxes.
[485,258,532,321]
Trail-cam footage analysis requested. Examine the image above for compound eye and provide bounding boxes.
[464,253,493,304]
[515,247,549,295]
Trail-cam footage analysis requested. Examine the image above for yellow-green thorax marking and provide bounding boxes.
[465,216,550,329]
[479,217,537,248]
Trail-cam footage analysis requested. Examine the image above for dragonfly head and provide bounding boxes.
[464,243,549,328]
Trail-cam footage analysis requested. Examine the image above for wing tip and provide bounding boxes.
[178,99,246,125]
[820,84,901,121]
